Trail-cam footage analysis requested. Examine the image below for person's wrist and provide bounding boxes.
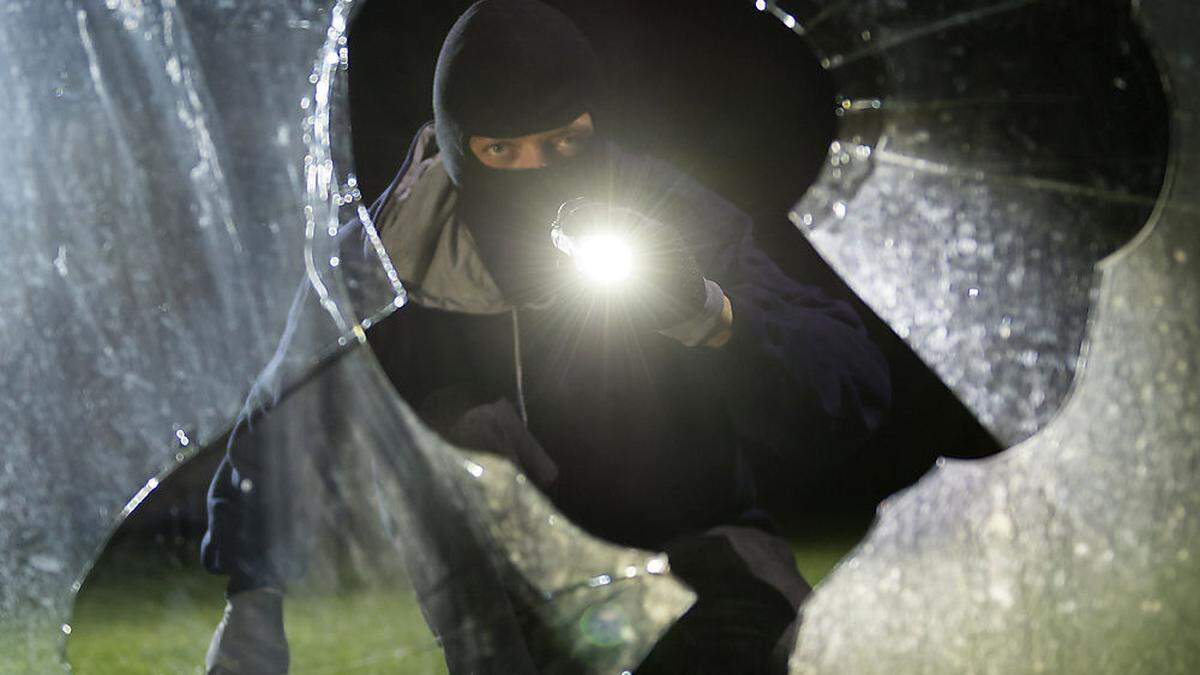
[656,278,727,347]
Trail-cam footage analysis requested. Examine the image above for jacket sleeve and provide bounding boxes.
[201,126,435,591]
[201,437,289,595]
[675,178,891,470]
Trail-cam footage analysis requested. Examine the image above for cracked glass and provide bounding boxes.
[785,0,1170,445]
[762,0,1198,672]
[0,1,689,672]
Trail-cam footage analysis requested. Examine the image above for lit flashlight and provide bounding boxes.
[551,200,636,285]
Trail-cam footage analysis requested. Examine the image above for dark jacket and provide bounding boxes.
[202,129,890,590]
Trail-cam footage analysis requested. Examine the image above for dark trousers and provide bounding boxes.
[439,398,810,675]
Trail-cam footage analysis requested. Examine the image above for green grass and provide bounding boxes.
[66,520,869,674]
[67,546,448,675]
[792,530,869,585]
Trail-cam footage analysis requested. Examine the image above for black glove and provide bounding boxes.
[551,199,708,331]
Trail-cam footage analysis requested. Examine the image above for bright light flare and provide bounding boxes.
[572,233,634,285]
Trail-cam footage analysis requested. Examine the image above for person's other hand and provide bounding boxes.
[205,587,289,675]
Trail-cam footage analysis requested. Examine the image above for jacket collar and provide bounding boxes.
[376,125,512,315]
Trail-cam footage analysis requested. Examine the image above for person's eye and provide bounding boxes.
[486,143,509,156]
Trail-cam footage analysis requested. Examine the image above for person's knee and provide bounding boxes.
[638,529,805,674]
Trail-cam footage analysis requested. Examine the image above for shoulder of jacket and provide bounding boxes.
[609,144,750,242]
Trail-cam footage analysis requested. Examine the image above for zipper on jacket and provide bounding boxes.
[512,309,529,426]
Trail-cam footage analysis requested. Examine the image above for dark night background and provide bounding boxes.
[107,0,999,569]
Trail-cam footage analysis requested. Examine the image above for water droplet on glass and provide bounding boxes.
[53,245,69,277]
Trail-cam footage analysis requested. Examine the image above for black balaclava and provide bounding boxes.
[434,0,608,304]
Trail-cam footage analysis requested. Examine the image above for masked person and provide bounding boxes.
[202,1,890,673]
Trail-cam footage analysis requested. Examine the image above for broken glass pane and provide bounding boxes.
[773,0,1200,671]
[0,0,349,666]
[786,0,1170,445]
[0,1,690,671]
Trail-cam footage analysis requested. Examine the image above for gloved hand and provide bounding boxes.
[551,199,716,334]
[205,587,290,675]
